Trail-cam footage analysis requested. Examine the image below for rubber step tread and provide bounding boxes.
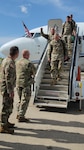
[34,101,68,108]
[39,85,68,91]
[41,78,68,85]
[36,95,68,100]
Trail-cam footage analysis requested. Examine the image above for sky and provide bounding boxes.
[0,0,84,45]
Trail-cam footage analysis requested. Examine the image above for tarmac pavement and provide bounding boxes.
[0,89,84,150]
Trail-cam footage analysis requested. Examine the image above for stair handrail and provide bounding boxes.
[33,42,48,96]
[36,42,48,69]
[68,28,79,99]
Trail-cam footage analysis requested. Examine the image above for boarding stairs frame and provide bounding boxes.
[32,20,83,110]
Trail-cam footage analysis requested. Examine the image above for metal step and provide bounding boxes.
[64,61,71,65]
[43,74,69,79]
[41,78,68,85]
[40,84,68,91]
[34,59,70,109]
[44,70,69,75]
[35,100,68,108]
[64,68,70,71]
[64,64,71,67]
[44,69,69,75]
[37,90,68,99]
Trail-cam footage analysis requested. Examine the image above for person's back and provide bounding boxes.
[16,58,35,88]
[16,50,36,122]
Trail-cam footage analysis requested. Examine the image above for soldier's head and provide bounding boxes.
[66,16,70,22]
[22,50,30,59]
[70,14,73,19]
[10,46,19,60]
[70,14,73,21]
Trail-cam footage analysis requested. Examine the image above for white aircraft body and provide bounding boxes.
[0,25,48,63]
[0,22,84,65]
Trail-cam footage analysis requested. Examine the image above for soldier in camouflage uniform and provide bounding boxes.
[62,16,74,56]
[70,14,76,43]
[40,27,55,42]
[47,33,67,84]
[16,50,36,122]
[70,14,76,31]
[0,46,19,134]
[41,27,55,69]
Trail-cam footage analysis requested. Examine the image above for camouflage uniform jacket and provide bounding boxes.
[0,56,16,94]
[41,30,54,43]
[16,58,36,88]
[47,39,65,61]
[62,21,73,35]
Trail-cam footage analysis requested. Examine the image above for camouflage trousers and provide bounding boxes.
[62,35,72,55]
[50,59,63,80]
[0,92,13,127]
[16,86,31,117]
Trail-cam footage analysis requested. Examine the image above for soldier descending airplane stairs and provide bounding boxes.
[33,19,84,111]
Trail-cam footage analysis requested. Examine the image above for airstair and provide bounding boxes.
[34,60,70,108]
[32,19,84,110]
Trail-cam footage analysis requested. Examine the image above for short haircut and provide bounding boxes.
[10,46,19,57]
[70,14,73,17]
[67,16,70,19]
[22,50,30,57]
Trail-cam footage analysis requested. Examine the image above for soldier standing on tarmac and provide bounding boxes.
[47,33,67,85]
[16,50,36,122]
[0,46,19,134]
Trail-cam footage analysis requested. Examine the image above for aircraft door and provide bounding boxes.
[48,19,63,36]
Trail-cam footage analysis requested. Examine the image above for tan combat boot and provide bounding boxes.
[0,126,14,134]
[18,117,30,122]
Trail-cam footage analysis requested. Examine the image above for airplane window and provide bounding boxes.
[31,33,34,36]
[33,33,41,38]
[23,33,34,38]
[23,32,41,38]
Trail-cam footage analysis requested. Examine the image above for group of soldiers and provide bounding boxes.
[0,47,36,134]
[0,14,76,134]
[41,14,76,84]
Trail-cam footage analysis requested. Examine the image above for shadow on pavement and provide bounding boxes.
[0,141,70,150]
[13,118,84,144]
[37,100,84,114]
